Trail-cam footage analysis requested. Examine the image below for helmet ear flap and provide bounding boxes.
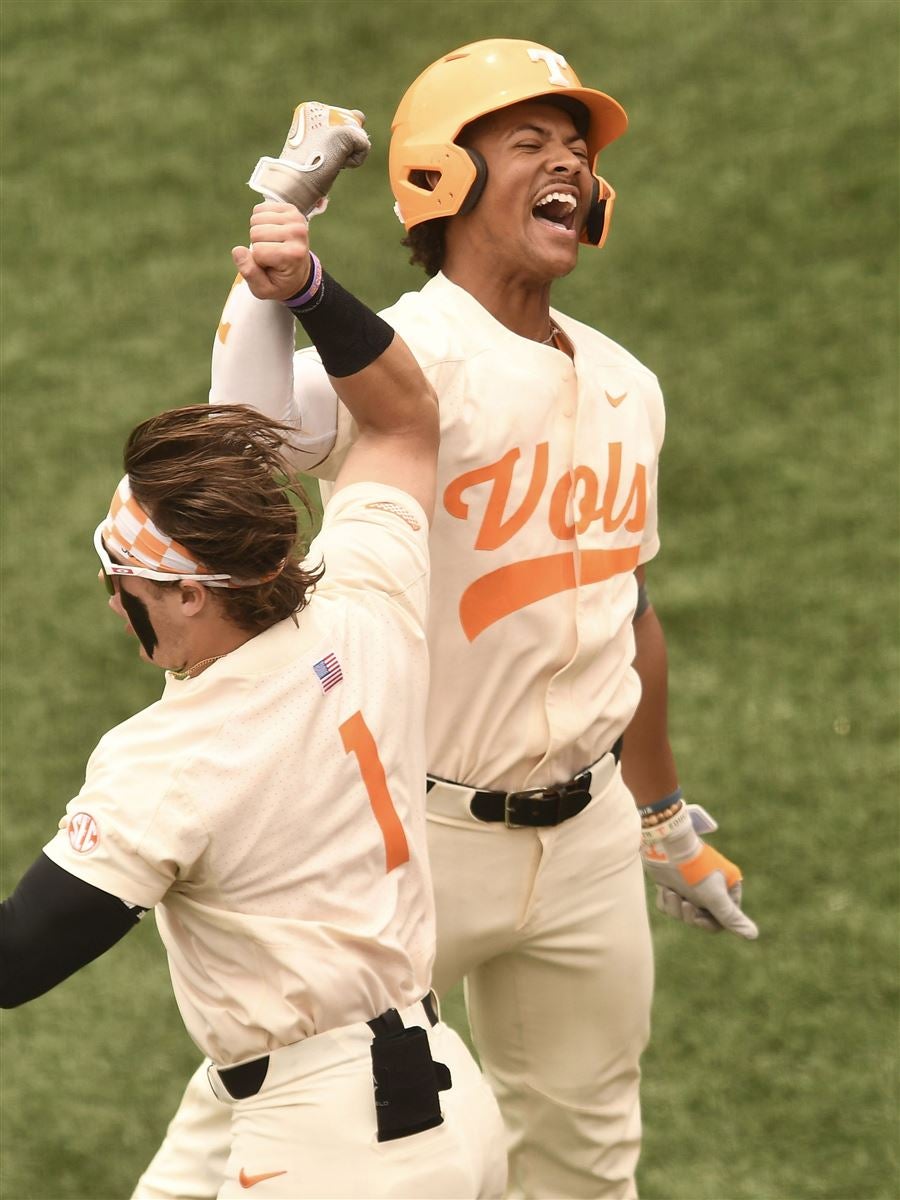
[457,148,488,215]
[582,174,616,247]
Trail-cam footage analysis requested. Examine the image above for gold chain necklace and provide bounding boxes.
[540,321,559,345]
[170,653,229,681]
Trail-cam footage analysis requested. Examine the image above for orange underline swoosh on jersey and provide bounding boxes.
[217,321,232,345]
[239,1167,289,1189]
[459,546,640,641]
[605,390,628,407]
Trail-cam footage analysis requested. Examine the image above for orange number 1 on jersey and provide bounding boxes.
[339,710,410,873]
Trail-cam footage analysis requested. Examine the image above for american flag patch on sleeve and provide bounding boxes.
[312,652,343,693]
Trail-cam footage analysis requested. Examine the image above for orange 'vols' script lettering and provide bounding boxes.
[444,443,549,550]
[444,442,647,640]
[340,711,410,872]
[548,446,646,539]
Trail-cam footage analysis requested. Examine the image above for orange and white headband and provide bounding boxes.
[98,476,284,589]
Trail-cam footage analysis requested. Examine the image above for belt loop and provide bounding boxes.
[422,990,439,1027]
[207,1061,233,1103]
[213,1054,270,1100]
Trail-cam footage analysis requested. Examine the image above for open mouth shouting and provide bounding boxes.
[532,190,579,235]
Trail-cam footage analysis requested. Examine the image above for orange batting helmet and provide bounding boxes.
[389,39,628,247]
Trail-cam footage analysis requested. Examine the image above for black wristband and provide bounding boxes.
[634,580,650,620]
[288,269,395,378]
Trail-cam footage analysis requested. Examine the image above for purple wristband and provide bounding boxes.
[283,252,323,310]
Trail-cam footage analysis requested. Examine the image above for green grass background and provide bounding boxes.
[1,1,897,1197]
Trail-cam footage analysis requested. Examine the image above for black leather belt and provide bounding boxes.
[216,993,439,1101]
[426,736,623,828]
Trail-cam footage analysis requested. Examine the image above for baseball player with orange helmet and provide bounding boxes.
[134,39,758,1200]
[0,234,507,1197]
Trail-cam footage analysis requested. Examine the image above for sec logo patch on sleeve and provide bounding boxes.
[68,812,100,854]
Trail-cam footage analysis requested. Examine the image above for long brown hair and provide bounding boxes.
[123,404,324,633]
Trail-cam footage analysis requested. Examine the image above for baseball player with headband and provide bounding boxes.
[0,235,507,1197]
[134,40,758,1200]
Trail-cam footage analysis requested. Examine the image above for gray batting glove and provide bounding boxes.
[640,802,759,940]
[248,101,370,218]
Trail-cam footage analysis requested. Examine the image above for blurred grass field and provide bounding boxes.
[1,1,897,1197]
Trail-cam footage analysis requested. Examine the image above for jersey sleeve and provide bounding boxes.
[42,734,209,911]
[308,482,430,629]
[210,275,344,474]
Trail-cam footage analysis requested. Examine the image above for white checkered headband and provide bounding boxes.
[102,476,286,588]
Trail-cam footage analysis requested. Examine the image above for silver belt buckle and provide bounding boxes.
[503,792,521,829]
[504,786,563,828]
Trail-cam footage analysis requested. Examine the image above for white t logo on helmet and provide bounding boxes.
[527,47,571,86]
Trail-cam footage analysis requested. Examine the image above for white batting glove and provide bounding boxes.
[640,803,759,940]
[248,101,370,218]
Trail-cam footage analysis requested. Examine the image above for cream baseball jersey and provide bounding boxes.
[212,274,665,791]
[43,483,433,1066]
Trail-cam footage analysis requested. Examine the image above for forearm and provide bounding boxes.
[627,583,759,939]
[286,265,438,515]
[620,603,679,806]
[326,328,437,444]
[211,274,341,473]
[234,202,438,511]
[237,201,435,433]
[211,275,297,420]
[288,264,436,435]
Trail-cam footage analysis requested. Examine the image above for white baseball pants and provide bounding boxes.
[134,1000,505,1199]
[426,758,654,1200]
